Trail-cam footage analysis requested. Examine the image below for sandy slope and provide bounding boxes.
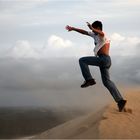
[99,90,140,139]
[33,108,106,139]
[33,89,140,139]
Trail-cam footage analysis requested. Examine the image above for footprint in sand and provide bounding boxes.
[78,125,89,133]
[102,116,108,120]
[124,108,133,114]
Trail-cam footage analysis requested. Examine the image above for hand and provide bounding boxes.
[86,22,90,26]
[65,25,73,31]
[86,22,92,29]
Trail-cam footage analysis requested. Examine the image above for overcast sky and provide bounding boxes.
[0,0,140,58]
[0,0,140,107]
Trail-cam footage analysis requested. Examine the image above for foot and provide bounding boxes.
[117,100,127,112]
[81,79,96,88]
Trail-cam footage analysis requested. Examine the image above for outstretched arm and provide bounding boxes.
[86,22,104,37]
[65,25,89,36]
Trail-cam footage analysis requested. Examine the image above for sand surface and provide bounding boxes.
[33,89,140,139]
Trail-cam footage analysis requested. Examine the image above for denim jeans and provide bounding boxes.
[79,54,123,102]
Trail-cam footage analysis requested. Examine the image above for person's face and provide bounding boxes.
[92,26,100,35]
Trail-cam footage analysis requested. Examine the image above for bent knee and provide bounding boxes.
[79,57,85,63]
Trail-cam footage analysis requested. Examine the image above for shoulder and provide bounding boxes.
[88,31,96,37]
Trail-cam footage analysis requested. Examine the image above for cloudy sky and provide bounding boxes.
[0,0,140,107]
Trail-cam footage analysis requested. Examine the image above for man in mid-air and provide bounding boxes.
[66,20,127,112]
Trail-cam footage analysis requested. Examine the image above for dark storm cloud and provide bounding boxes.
[0,58,110,108]
[0,58,79,90]
[0,54,139,107]
[111,55,140,86]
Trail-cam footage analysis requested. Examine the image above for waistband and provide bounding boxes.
[98,54,110,57]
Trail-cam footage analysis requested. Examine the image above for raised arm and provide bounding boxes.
[65,25,89,36]
[86,22,104,37]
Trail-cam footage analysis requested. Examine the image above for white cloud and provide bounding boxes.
[110,33,140,56]
[7,40,40,59]
[42,35,78,58]
[3,33,140,59]
[110,33,125,41]
[4,35,79,58]
[47,35,73,49]
[43,35,93,58]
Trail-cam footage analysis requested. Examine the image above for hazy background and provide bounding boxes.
[0,0,140,108]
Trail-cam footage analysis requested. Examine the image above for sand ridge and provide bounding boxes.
[33,89,140,139]
[99,91,140,139]
[33,107,106,139]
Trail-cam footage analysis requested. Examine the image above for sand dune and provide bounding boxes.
[33,89,140,139]
[99,89,140,139]
[33,108,105,139]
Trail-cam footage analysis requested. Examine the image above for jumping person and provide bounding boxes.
[65,21,127,112]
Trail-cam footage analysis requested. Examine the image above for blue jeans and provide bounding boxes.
[79,54,123,102]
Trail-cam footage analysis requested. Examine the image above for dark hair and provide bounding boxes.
[92,21,103,31]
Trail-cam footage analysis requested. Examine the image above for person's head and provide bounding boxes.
[92,21,103,31]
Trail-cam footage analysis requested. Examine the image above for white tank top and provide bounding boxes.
[88,31,110,56]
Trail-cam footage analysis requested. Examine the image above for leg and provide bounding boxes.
[79,56,101,80]
[100,67,124,102]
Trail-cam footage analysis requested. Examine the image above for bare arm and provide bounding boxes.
[65,25,89,36]
[86,22,104,37]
